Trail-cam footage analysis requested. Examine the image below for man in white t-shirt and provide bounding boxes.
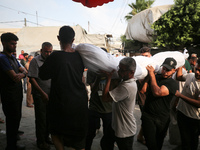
[100,57,137,150]
[175,58,200,150]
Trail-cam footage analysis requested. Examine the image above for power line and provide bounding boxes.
[110,0,130,33]
[109,0,128,32]
[0,19,44,27]
[0,21,24,23]
[0,4,73,25]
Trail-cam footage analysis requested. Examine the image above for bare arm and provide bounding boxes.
[175,90,200,108]
[176,67,185,81]
[146,65,169,97]
[6,70,26,83]
[102,70,115,102]
[139,75,150,94]
[30,78,49,102]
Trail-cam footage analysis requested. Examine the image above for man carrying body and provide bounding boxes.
[101,57,137,150]
[175,58,200,150]
[28,42,52,149]
[0,33,26,150]
[141,57,179,150]
[139,47,152,58]
[39,26,88,150]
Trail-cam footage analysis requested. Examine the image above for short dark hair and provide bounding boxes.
[120,57,136,72]
[42,42,52,49]
[1,32,18,43]
[139,47,151,53]
[59,26,75,44]
[28,55,33,59]
[23,53,28,57]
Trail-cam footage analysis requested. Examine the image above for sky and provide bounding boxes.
[0,0,174,38]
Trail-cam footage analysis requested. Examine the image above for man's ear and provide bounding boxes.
[57,36,60,41]
[172,69,176,74]
[72,38,74,43]
[130,70,135,77]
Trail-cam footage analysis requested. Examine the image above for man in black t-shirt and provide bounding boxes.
[141,58,179,150]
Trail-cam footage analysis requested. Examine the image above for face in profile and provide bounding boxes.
[4,40,17,53]
[195,64,200,80]
[41,46,52,59]
[141,52,151,57]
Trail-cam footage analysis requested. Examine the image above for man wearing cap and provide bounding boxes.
[141,57,179,150]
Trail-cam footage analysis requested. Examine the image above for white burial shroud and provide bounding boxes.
[75,44,185,80]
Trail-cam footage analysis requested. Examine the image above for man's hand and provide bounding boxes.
[146,65,155,76]
[41,92,49,103]
[175,90,181,98]
[13,73,24,82]
[98,70,115,79]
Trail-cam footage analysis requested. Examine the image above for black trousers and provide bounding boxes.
[1,86,23,150]
[141,112,170,150]
[100,123,134,150]
[177,111,200,150]
[33,94,49,145]
[85,109,112,150]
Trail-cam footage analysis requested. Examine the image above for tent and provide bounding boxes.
[0,25,108,57]
[125,5,173,43]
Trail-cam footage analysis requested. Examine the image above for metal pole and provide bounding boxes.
[24,18,27,27]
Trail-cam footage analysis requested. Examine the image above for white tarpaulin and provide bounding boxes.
[0,25,107,57]
[125,5,173,43]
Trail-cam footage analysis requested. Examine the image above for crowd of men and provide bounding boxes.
[0,26,200,150]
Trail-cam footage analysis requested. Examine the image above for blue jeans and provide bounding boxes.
[85,109,112,150]
[177,111,200,150]
[141,112,170,150]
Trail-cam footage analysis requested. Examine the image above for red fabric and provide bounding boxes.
[72,0,114,8]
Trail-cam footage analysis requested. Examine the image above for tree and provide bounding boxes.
[125,0,155,20]
[152,0,200,49]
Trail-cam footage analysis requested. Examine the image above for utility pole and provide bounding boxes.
[36,11,38,26]
[24,18,27,27]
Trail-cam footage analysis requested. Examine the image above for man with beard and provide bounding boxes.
[28,42,53,149]
[141,57,179,150]
[0,33,26,150]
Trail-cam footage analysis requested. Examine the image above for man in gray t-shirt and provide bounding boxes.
[28,42,52,149]
[101,57,137,150]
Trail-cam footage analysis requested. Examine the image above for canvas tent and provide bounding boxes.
[0,25,108,57]
[125,5,173,43]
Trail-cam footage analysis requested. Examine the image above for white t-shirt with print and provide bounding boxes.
[109,78,137,138]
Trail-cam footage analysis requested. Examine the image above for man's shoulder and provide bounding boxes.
[0,53,6,59]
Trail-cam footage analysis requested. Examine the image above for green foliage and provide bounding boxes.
[125,0,155,20]
[120,35,146,49]
[152,0,200,49]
